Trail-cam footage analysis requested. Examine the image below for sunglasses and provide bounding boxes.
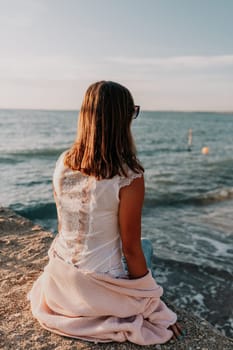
[133,105,140,119]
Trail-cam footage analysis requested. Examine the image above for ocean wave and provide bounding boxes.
[139,147,190,156]
[17,179,51,187]
[13,187,233,224]
[144,187,233,207]
[155,255,233,280]
[193,188,233,205]
[1,147,67,158]
[0,157,23,164]
[13,202,57,220]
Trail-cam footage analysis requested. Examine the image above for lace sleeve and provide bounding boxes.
[55,151,67,168]
[53,151,67,193]
[119,168,143,190]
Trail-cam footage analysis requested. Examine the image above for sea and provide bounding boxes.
[0,109,233,337]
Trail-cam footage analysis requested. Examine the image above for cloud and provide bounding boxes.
[1,52,233,110]
[106,55,233,69]
[0,0,47,28]
[2,53,233,82]
[0,55,95,80]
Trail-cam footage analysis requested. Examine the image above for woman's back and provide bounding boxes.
[52,152,142,277]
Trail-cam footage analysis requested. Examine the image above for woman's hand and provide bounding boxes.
[169,322,185,340]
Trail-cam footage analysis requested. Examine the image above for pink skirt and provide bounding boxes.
[28,254,177,345]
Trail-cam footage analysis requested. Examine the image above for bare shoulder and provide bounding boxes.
[120,174,144,196]
[119,175,145,214]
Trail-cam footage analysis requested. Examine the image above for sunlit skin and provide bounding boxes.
[119,176,183,339]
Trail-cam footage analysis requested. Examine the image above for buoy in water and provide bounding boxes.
[201,147,209,155]
[187,128,192,151]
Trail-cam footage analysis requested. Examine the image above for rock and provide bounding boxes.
[0,207,233,350]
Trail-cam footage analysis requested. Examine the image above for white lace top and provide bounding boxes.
[50,152,143,277]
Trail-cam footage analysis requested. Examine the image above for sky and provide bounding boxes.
[0,0,233,111]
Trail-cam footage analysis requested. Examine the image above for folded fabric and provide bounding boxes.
[28,253,177,345]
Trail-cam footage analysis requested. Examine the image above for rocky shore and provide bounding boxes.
[0,207,232,350]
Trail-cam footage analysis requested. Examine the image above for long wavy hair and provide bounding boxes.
[64,81,144,179]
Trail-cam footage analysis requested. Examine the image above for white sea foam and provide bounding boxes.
[192,234,232,258]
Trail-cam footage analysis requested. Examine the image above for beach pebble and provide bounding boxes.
[32,225,42,231]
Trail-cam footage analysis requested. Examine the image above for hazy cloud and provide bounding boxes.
[0,55,95,80]
[107,55,233,69]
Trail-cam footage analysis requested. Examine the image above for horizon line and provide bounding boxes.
[1,107,233,114]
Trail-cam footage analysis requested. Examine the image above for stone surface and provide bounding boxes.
[0,207,232,350]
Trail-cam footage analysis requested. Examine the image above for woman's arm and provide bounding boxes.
[119,176,148,279]
[119,177,184,338]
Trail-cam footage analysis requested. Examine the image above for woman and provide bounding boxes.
[29,81,182,345]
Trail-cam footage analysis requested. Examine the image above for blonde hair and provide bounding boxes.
[64,81,144,179]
